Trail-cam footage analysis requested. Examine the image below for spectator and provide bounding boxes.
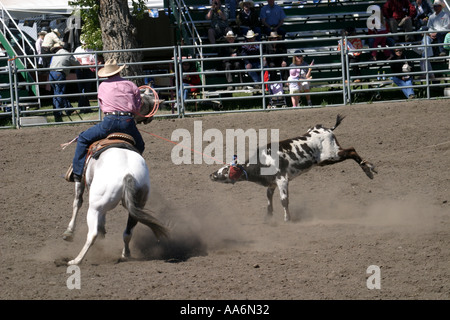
[413,0,433,31]
[427,0,450,55]
[287,50,313,107]
[224,0,238,20]
[337,27,363,82]
[74,40,96,113]
[260,0,286,39]
[181,60,201,102]
[263,31,288,81]
[236,0,261,40]
[67,59,146,183]
[49,42,80,122]
[35,30,47,67]
[41,29,64,68]
[219,30,243,90]
[389,46,415,98]
[382,0,417,42]
[412,26,435,79]
[206,0,231,44]
[367,14,395,60]
[241,29,261,87]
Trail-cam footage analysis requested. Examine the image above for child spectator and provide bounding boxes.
[288,50,313,107]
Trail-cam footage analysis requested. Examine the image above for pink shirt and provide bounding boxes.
[98,75,141,113]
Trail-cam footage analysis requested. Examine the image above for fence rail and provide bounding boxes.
[1,30,449,129]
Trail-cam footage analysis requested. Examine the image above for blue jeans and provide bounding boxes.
[391,76,414,98]
[49,71,72,120]
[72,115,145,176]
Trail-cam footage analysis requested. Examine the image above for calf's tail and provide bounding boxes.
[332,114,346,131]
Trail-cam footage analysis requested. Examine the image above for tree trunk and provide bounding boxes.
[98,0,143,83]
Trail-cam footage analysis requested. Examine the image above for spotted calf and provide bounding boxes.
[210,114,377,222]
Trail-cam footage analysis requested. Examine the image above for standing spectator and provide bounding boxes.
[413,0,433,31]
[337,27,363,82]
[35,30,47,67]
[241,30,261,87]
[260,0,286,39]
[219,30,243,90]
[287,50,313,107]
[389,47,415,98]
[74,40,96,113]
[206,0,231,44]
[382,0,417,42]
[427,0,450,55]
[41,29,64,68]
[413,26,435,79]
[49,42,80,122]
[236,0,261,40]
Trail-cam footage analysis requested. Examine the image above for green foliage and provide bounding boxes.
[68,0,148,50]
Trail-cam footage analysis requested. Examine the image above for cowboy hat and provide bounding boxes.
[225,30,237,38]
[98,59,126,77]
[239,0,254,9]
[244,30,258,38]
[51,28,61,37]
[38,31,47,36]
[433,0,443,6]
[268,31,281,39]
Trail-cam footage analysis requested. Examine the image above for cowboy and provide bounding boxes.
[66,59,146,182]
[41,29,63,68]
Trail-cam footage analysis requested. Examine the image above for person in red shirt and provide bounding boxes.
[382,0,417,42]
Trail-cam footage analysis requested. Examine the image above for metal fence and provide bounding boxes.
[1,29,449,129]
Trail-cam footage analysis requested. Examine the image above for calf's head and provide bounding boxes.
[135,88,164,124]
[210,164,246,184]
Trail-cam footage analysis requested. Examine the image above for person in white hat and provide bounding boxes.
[41,29,64,68]
[241,30,261,86]
[427,0,450,55]
[67,59,146,182]
[35,30,47,67]
[220,30,243,89]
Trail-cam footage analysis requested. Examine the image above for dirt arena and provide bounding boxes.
[1,99,449,302]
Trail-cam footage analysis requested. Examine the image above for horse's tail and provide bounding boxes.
[122,174,169,240]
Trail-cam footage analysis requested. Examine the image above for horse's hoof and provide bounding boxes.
[63,230,74,242]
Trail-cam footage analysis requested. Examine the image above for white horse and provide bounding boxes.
[63,146,168,265]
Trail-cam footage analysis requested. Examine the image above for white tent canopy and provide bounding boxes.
[0,0,164,19]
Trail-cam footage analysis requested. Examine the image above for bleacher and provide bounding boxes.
[169,0,450,108]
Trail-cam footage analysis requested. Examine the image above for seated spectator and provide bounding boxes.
[337,27,363,82]
[260,0,286,39]
[413,0,433,32]
[427,0,450,55]
[288,50,313,107]
[412,26,435,79]
[181,60,201,102]
[389,47,415,99]
[382,0,416,42]
[206,0,232,44]
[367,14,395,60]
[263,31,288,81]
[236,0,261,40]
[241,30,261,87]
[219,30,243,89]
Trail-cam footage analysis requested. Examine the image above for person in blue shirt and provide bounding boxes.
[260,0,286,39]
